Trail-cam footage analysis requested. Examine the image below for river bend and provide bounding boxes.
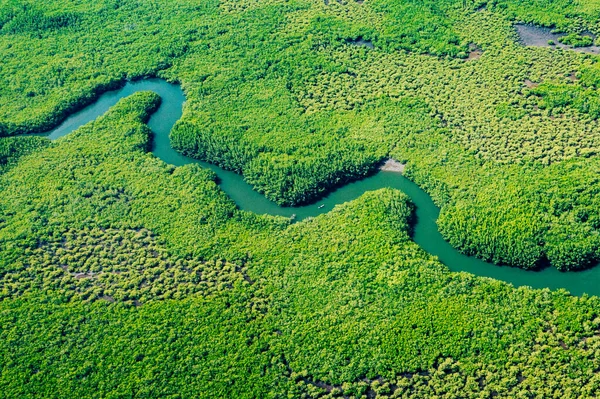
[37,78,600,296]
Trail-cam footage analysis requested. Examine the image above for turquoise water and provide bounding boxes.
[42,78,600,296]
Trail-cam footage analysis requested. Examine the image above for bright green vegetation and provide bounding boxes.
[558,33,595,47]
[3,0,600,397]
[0,136,49,173]
[3,0,600,269]
[533,61,600,118]
[1,93,600,397]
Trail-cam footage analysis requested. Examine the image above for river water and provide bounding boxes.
[40,78,600,296]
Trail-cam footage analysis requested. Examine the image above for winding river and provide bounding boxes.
[40,78,600,296]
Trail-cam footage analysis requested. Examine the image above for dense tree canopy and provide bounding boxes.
[1,93,600,397]
[2,0,599,269]
[3,0,600,397]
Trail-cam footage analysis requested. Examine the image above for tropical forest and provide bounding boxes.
[3,0,600,397]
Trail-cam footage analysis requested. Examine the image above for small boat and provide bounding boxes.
[318,204,325,209]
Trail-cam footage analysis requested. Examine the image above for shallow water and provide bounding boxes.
[516,24,600,54]
[348,38,374,48]
[41,78,600,296]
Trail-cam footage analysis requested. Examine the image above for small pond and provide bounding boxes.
[516,24,600,54]
[348,38,374,48]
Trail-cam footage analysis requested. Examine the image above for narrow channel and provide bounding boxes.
[40,78,600,296]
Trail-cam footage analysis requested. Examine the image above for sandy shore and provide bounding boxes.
[380,159,405,173]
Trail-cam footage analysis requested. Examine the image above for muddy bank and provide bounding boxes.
[380,158,405,173]
[468,49,483,60]
[524,79,539,88]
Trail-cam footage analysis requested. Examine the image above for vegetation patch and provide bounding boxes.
[558,33,594,48]
[0,136,49,173]
[3,0,600,396]
[0,4,80,35]
[1,227,251,304]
